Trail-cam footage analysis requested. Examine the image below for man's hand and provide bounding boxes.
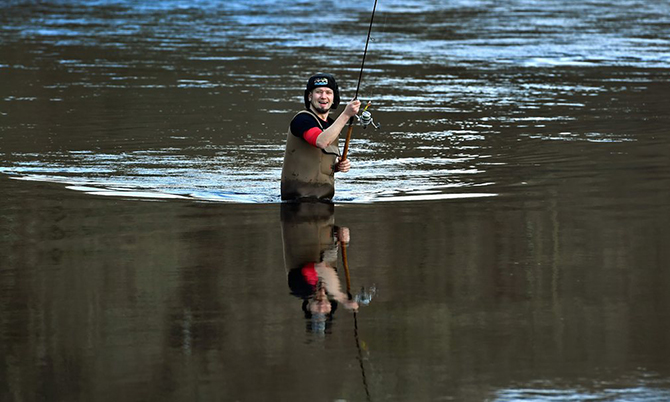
[316,99,362,150]
[335,158,350,173]
[337,226,350,243]
[342,299,359,312]
[344,99,361,118]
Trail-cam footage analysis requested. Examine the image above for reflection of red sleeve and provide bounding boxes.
[301,263,318,286]
[303,127,322,147]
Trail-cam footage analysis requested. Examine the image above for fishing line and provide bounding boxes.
[342,242,372,401]
[353,0,380,100]
[342,0,380,161]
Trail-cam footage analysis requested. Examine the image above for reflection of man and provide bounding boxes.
[280,202,358,333]
[281,73,361,201]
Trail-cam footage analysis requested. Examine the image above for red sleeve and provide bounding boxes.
[303,127,322,147]
[301,263,318,286]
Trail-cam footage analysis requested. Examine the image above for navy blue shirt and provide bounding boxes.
[290,111,334,139]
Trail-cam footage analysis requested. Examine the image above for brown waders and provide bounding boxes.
[281,111,341,202]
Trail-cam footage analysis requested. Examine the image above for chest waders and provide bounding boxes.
[281,111,341,201]
[280,202,337,271]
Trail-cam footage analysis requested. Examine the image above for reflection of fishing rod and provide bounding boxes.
[342,0,381,161]
[341,241,372,402]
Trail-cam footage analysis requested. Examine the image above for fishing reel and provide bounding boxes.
[356,102,380,129]
[353,285,377,306]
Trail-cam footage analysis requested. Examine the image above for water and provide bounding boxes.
[1,0,669,401]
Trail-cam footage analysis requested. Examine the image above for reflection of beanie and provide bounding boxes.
[304,73,341,110]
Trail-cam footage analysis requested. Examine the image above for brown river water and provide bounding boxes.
[1,0,670,401]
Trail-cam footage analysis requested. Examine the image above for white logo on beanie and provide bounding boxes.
[314,77,329,86]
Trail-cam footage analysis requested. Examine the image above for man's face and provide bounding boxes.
[309,87,334,114]
[308,285,332,314]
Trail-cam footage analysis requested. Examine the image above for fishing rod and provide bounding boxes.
[341,0,380,161]
[341,241,372,401]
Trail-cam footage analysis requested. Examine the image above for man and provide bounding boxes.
[280,202,358,334]
[281,73,361,201]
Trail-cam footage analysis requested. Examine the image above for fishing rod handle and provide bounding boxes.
[341,123,355,160]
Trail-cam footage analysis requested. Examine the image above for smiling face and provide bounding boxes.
[308,87,334,115]
[308,286,332,314]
